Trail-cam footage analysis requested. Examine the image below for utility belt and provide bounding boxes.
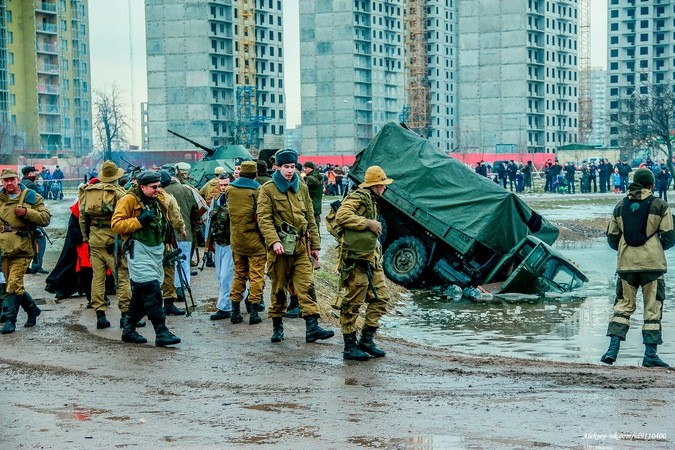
[1,225,27,233]
[91,220,112,228]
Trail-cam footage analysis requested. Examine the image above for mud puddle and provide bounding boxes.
[385,238,675,366]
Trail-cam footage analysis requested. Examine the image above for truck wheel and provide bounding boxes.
[383,236,427,287]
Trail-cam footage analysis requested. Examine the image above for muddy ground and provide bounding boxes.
[1,193,674,449]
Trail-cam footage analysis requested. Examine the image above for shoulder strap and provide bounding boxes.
[17,187,29,208]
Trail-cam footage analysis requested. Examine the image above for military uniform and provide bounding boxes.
[158,184,187,313]
[304,166,324,223]
[227,162,266,325]
[0,169,51,334]
[257,149,334,343]
[603,168,675,367]
[78,161,127,328]
[334,165,393,360]
[111,172,184,346]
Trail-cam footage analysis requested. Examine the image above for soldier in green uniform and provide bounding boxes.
[0,169,51,334]
[226,161,266,325]
[257,149,335,344]
[303,161,324,227]
[334,165,392,360]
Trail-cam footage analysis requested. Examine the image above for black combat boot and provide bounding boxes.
[205,251,215,268]
[285,295,302,318]
[21,293,41,328]
[0,282,7,322]
[358,326,386,358]
[643,344,670,368]
[305,315,335,343]
[0,294,20,334]
[271,317,284,343]
[164,299,186,316]
[210,309,231,320]
[120,313,146,328]
[600,336,621,365]
[249,307,262,325]
[96,310,111,329]
[231,301,243,324]
[121,319,148,344]
[153,321,181,347]
[176,287,186,304]
[343,333,369,361]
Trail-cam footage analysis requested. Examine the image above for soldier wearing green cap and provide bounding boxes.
[603,167,675,368]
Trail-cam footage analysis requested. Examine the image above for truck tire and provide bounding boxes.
[383,236,427,287]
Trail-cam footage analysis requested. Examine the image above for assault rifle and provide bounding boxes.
[164,248,196,317]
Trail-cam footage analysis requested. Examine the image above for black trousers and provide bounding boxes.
[128,280,165,325]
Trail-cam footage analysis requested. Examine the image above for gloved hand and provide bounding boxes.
[137,209,155,226]
[367,219,382,236]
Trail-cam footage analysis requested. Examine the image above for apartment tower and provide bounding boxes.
[144,0,285,150]
[2,0,92,155]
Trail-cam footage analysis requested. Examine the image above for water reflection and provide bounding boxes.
[385,238,675,365]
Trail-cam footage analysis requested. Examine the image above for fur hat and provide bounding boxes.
[21,165,36,175]
[275,149,298,166]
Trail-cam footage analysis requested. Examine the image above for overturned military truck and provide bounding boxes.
[348,122,588,295]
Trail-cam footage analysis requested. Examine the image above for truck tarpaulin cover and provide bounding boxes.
[350,123,559,253]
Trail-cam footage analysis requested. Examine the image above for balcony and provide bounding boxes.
[37,23,57,34]
[37,62,59,74]
[36,2,57,13]
[36,42,58,54]
[37,83,60,94]
[38,104,60,114]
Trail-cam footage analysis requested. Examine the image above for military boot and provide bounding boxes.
[305,315,335,343]
[121,319,148,344]
[176,287,187,304]
[205,251,215,268]
[643,344,670,368]
[120,313,146,328]
[1,294,20,334]
[271,317,284,343]
[358,326,386,358]
[600,336,621,365]
[343,333,369,361]
[96,310,111,329]
[153,321,181,347]
[164,299,186,316]
[285,295,302,318]
[0,282,7,322]
[249,307,262,325]
[231,301,243,324]
[21,293,41,328]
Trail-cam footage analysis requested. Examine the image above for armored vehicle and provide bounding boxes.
[168,130,253,188]
[348,123,588,295]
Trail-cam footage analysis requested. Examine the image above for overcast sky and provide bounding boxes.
[89,0,607,148]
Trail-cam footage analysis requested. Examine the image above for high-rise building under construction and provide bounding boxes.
[1,0,92,155]
[300,0,579,155]
[144,0,285,150]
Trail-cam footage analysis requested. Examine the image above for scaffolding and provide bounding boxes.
[577,0,592,143]
[402,0,431,137]
[236,0,258,147]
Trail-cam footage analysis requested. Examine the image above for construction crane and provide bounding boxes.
[577,0,592,143]
[402,0,431,138]
[236,0,264,148]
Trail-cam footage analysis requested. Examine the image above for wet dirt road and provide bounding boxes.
[1,195,674,448]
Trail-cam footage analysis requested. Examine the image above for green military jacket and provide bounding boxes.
[0,186,51,258]
[335,188,380,265]
[78,181,127,248]
[305,169,324,216]
[226,177,266,256]
[257,174,320,259]
[165,180,197,242]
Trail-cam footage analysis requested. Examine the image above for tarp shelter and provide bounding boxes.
[349,123,559,254]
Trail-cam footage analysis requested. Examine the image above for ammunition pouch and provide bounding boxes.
[123,238,135,260]
[278,222,299,256]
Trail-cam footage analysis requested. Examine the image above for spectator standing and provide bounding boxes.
[657,166,671,202]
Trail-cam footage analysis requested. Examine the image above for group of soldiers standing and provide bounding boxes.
[0,149,393,361]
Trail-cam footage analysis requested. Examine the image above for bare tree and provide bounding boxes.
[614,79,675,174]
[93,84,128,161]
